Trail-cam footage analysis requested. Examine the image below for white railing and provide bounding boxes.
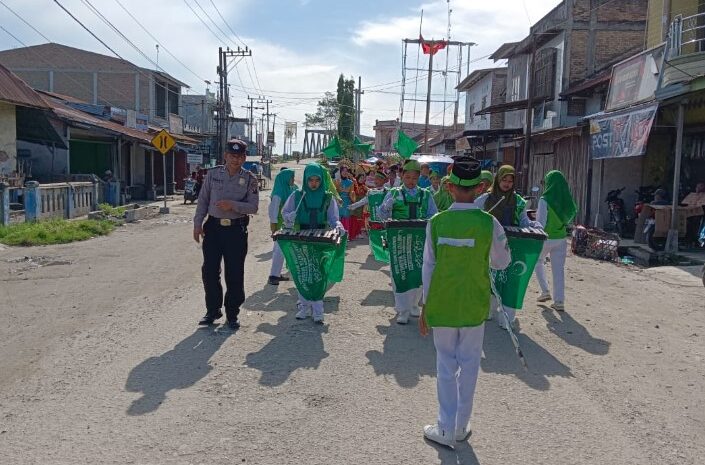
[668,13,705,59]
[72,182,95,217]
[38,182,96,220]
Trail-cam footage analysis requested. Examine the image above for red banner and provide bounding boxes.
[420,35,447,56]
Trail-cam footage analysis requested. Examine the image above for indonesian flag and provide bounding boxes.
[420,35,447,55]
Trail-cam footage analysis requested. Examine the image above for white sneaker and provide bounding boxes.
[537,292,552,303]
[410,306,421,317]
[396,311,409,325]
[455,427,472,442]
[423,424,455,449]
[551,302,565,312]
[312,306,324,324]
[295,303,311,320]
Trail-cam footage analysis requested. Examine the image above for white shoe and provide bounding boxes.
[295,303,311,320]
[396,311,409,325]
[423,424,455,449]
[537,292,552,303]
[410,306,421,317]
[312,306,324,324]
[551,302,565,312]
[455,427,472,442]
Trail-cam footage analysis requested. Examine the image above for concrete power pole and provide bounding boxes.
[217,47,251,159]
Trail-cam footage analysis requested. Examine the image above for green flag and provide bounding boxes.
[387,222,426,292]
[353,136,373,156]
[393,130,418,159]
[492,234,546,311]
[321,136,342,159]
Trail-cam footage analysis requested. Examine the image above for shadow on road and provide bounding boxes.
[366,320,436,388]
[254,250,273,263]
[540,307,611,355]
[361,289,394,308]
[429,441,481,465]
[245,285,297,312]
[481,323,572,391]
[125,326,232,415]
[245,313,329,387]
[359,252,388,272]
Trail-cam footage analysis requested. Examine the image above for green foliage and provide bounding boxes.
[98,203,127,218]
[304,92,338,133]
[0,219,116,246]
[337,74,356,142]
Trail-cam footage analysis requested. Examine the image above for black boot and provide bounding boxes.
[268,276,280,285]
[198,310,223,326]
[225,308,240,330]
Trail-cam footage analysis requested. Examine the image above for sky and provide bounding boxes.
[0,0,561,151]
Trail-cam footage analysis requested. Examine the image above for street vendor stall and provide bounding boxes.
[634,204,703,241]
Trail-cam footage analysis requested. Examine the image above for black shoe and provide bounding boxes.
[226,319,240,330]
[198,310,223,326]
[277,275,290,282]
[268,276,280,286]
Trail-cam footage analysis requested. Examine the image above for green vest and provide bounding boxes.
[367,188,387,222]
[294,191,332,230]
[544,203,568,239]
[425,209,495,328]
[391,187,429,220]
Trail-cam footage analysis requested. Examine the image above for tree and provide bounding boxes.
[336,74,355,143]
[305,92,338,133]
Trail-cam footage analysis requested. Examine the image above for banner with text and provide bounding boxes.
[387,225,426,293]
[589,104,658,159]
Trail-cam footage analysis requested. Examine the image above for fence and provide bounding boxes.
[0,181,101,226]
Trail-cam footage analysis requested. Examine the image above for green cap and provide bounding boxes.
[480,170,494,183]
[402,159,421,172]
[448,156,482,187]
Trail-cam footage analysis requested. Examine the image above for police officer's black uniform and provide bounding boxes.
[193,140,259,329]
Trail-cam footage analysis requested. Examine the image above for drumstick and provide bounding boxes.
[293,191,307,216]
[487,196,506,213]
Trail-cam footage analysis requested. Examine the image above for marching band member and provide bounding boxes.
[419,156,511,448]
[378,159,437,324]
[268,168,296,286]
[282,163,343,324]
[534,170,577,312]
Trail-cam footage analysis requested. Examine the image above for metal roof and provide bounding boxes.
[0,63,50,109]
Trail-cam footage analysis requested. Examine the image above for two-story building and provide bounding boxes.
[478,0,648,218]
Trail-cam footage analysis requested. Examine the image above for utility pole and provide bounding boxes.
[216,46,251,160]
[521,34,536,192]
[246,96,264,142]
[424,51,434,153]
[354,76,364,138]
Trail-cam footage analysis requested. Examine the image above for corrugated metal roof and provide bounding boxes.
[0,63,50,109]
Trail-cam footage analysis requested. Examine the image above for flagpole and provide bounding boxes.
[424,49,434,154]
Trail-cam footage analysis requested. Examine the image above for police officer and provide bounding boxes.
[193,139,259,329]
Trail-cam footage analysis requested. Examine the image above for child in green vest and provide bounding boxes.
[534,170,577,312]
[282,163,343,324]
[379,159,438,324]
[347,171,388,213]
[419,156,511,448]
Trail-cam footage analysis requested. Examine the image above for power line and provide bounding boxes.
[112,0,208,84]
[53,0,122,58]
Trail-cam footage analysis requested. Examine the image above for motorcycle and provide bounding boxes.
[183,178,200,204]
[633,185,657,219]
[605,187,627,237]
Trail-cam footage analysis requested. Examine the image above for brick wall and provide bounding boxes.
[594,30,645,70]
[97,72,136,109]
[13,70,49,91]
[53,71,94,103]
[597,0,647,22]
[490,72,506,130]
[570,30,590,84]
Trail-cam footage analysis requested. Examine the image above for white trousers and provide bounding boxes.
[433,324,485,434]
[490,295,515,328]
[297,292,324,318]
[534,238,567,303]
[392,284,422,316]
[269,242,285,278]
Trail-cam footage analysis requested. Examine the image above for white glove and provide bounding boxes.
[529,221,543,229]
[335,221,346,234]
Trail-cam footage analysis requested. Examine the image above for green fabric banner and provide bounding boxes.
[387,225,426,292]
[322,136,342,159]
[368,227,389,263]
[492,235,544,311]
[394,130,418,159]
[278,234,348,301]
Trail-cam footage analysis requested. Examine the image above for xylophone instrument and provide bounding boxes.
[503,226,548,241]
[384,219,428,230]
[272,228,343,245]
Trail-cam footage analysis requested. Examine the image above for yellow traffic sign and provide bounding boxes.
[151,129,176,155]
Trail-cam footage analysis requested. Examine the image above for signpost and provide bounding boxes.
[151,129,176,214]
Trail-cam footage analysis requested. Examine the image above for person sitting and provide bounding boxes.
[683,183,705,246]
[682,182,705,207]
[650,188,670,206]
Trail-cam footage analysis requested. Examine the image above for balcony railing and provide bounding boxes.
[668,13,705,59]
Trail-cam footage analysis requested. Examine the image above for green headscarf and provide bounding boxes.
[480,170,494,188]
[542,170,577,224]
[433,176,454,211]
[485,165,518,223]
[322,166,342,202]
[271,168,295,200]
[302,163,327,209]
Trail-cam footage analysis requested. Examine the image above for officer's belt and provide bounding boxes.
[208,216,249,226]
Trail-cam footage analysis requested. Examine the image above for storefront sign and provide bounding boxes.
[606,46,664,111]
[187,153,203,165]
[589,104,658,159]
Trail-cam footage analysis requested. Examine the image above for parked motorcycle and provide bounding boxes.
[183,178,200,204]
[605,187,627,237]
[633,185,657,219]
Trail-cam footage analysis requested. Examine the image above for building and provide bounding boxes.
[373,120,443,153]
[0,43,188,126]
[479,0,649,216]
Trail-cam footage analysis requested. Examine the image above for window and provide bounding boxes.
[468,104,475,124]
[533,48,557,100]
[168,84,179,115]
[154,80,166,118]
[480,96,487,120]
